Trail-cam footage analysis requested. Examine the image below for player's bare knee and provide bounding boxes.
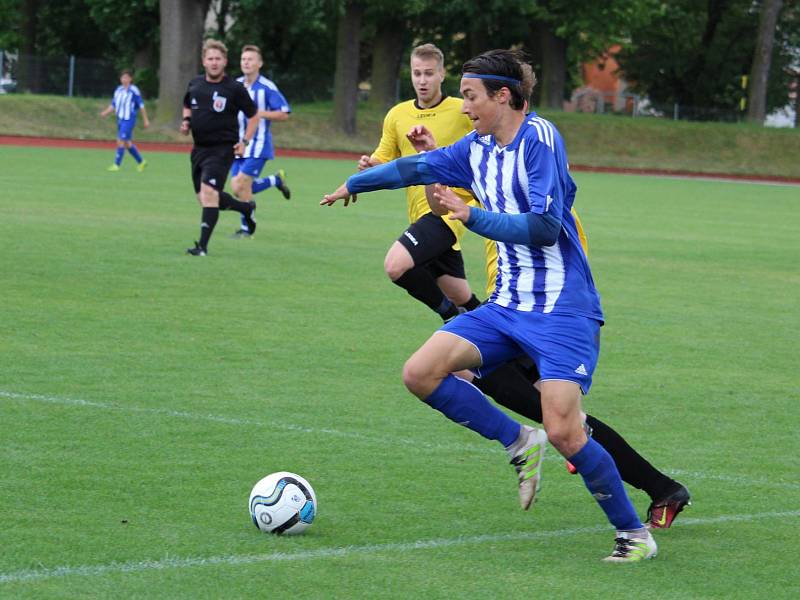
[231,178,246,197]
[402,358,436,398]
[384,257,409,281]
[545,423,586,458]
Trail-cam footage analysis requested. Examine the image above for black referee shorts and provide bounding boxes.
[191,144,235,194]
[397,212,467,279]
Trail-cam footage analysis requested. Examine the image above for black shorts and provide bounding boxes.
[191,144,234,194]
[397,212,466,279]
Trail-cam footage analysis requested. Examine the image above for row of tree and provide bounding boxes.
[1,0,797,130]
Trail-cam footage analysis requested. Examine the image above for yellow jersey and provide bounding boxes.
[483,208,590,297]
[371,96,475,247]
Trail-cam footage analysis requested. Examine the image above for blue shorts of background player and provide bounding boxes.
[440,303,601,394]
[231,157,267,179]
[117,119,136,141]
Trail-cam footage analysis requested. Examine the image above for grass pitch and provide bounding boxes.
[0,145,798,598]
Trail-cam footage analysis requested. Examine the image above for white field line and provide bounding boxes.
[0,390,498,456]
[3,390,798,488]
[1,510,798,584]
[666,469,800,491]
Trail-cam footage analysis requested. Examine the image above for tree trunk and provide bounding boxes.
[535,23,567,110]
[332,0,363,135]
[18,0,39,93]
[216,0,231,39]
[158,0,208,127]
[747,0,783,123]
[794,75,799,128]
[368,18,405,110]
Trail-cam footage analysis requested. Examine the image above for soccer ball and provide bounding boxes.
[248,471,317,535]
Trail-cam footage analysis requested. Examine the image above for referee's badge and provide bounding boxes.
[212,91,227,112]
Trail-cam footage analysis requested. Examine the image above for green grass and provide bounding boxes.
[0,145,798,598]
[1,94,799,176]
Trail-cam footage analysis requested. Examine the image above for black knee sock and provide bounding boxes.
[460,294,482,311]
[219,191,252,214]
[199,207,219,249]
[393,267,458,319]
[584,414,677,501]
[475,360,676,501]
[473,363,544,423]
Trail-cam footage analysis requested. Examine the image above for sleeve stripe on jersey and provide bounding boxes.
[469,144,488,206]
[530,117,555,151]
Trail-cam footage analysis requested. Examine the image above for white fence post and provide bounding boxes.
[68,55,75,97]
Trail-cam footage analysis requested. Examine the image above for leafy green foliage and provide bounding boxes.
[617,0,798,118]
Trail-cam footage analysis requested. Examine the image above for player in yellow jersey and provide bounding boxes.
[357,43,481,322]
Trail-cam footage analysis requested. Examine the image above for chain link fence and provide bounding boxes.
[566,87,753,123]
[0,50,117,97]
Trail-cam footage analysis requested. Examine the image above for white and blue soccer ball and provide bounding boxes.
[248,471,317,535]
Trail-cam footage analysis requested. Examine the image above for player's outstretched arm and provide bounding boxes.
[436,188,560,246]
[321,182,357,207]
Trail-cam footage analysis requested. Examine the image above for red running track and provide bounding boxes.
[2,134,798,185]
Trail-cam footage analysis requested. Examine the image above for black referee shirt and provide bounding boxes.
[183,75,257,147]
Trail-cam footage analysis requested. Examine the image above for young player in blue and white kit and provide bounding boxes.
[100,70,149,172]
[322,49,658,562]
[230,45,291,237]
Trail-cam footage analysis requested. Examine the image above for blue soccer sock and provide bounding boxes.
[252,175,277,194]
[128,144,143,163]
[424,374,520,447]
[114,147,124,165]
[569,437,643,531]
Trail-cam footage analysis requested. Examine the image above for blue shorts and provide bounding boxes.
[231,158,267,178]
[440,303,601,394]
[117,119,135,141]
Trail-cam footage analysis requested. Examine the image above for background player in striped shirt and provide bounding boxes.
[358,43,482,321]
[323,49,658,562]
[230,45,292,238]
[100,69,149,172]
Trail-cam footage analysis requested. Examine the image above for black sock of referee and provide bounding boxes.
[393,266,460,320]
[584,414,678,501]
[198,207,219,249]
[459,294,482,311]
[219,191,252,214]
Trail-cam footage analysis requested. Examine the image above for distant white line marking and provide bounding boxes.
[666,468,800,490]
[3,390,797,487]
[1,511,797,584]
[0,390,491,455]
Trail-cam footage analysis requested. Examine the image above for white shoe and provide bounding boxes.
[603,529,658,563]
[509,426,547,510]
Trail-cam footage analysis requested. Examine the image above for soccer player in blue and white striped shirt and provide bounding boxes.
[230,45,291,237]
[322,49,658,562]
[100,70,149,172]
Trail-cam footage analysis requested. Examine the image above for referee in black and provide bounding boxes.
[181,39,260,256]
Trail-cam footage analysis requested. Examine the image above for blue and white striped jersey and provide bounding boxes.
[236,75,290,160]
[425,113,603,320]
[111,84,144,121]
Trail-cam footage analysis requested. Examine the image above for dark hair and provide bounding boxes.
[120,69,133,77]
[461,49,529,110]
